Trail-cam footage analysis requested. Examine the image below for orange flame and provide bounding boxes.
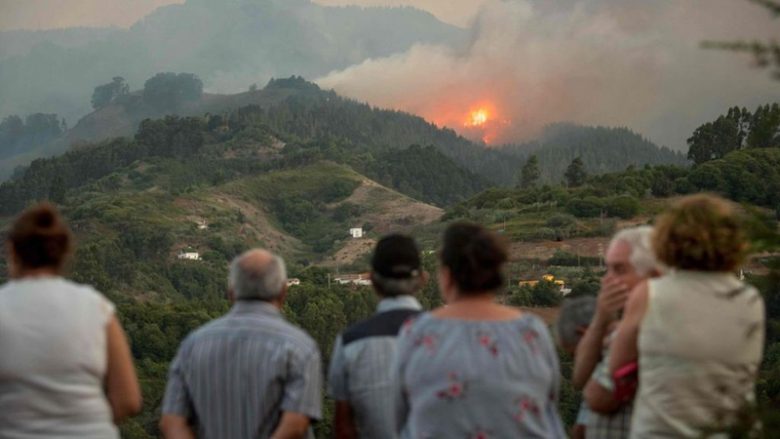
[466,108,489,127]
[427,101,509,145]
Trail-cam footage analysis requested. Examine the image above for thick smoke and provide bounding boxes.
[317,0,780,148]
[0,0,183,30]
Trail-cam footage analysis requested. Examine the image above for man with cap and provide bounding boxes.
[328,234,428,439]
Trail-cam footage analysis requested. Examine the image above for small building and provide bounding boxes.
[349,227,364,238]
[178,250,201,261]
[334,273,372,286]
[287,278,301,287]
[518,274,567,292]
[196,219,208,230]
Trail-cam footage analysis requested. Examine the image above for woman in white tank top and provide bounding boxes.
[609,194,765,438]
[0,203,142,438]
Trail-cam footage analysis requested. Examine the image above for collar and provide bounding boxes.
[230,300,282,317]
[376,295,422,313]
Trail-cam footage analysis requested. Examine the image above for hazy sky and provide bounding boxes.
[313,0,485,26]
[2,0,778,149]
[0,0,183,30]
[0,0,480,30]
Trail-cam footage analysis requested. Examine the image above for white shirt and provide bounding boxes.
[0,277,118,438]
[632,271,765,438]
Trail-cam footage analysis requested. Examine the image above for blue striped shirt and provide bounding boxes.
[328,296,422,439]
[162,301,322,439]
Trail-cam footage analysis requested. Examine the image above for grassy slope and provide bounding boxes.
[54,160,442,298]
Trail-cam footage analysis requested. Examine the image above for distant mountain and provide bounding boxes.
[1,79,691,187]
[0,88,492,218]
[0,27,118,60]
[5,76,518,186]
[0,0,464,125]
[504,123,689,184]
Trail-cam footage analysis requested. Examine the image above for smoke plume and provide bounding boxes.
[317,0,780,148]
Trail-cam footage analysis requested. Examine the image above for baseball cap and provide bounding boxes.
[371,234,421,279]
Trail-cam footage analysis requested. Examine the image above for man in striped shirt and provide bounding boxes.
[160,249,322,439]
[328,234,427,439]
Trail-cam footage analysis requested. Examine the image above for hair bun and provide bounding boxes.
[8,202,73,271]
[34,208,56,229]
[442,222,508,294]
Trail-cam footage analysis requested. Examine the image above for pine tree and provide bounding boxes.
[519,154,541,188]
[564,157,587,187]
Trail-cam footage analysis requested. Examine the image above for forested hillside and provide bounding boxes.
[505,123,688,184]
[3,77,691,185]
[3,84,779,437]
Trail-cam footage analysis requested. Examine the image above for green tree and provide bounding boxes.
[564,157,587,187]
[748,103,780,148]
[519,154,541,188]
[651,175,674,197]
[687,107,751,165]
[91,76,129,109]
[48,175,66,204]
[566,196,603,218]
[605,195,640,219]
[143,72,203,111]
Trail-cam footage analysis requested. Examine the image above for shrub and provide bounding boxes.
[605,195,640,219]
[566,196,603,218]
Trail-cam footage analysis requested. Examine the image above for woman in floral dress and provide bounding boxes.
[393,222,566,438]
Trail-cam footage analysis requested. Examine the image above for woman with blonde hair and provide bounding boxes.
[610,194,765,438]
[0,203,142,438]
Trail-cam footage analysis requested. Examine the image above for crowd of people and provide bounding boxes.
[0,193,766,438]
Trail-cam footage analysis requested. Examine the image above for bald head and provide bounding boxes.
[228,249,287,301]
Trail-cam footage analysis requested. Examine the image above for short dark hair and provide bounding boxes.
[440,222,508,294]
[371,234,421,279]
[8,203,73,271]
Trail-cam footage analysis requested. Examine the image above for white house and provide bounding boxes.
[349,227,364,238]
[196,219,208,230]
[334,273,372,286]
[287,278,301,287]
[178,250,201,261]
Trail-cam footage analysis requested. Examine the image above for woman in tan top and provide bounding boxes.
[0,203,142,438]
[610,194,765,438]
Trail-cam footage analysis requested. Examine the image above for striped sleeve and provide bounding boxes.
[281,343,323,420]
[161,342,194,418]
[327,335,349,400]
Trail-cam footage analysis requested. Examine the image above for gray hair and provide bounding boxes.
[228,251,287,301]
[371,272,423,297]
[555,296,597,348]
[610,226,662,277]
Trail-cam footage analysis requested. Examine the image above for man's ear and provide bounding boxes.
[420,270,430,284]
[576,325,588,336]
[5,242,18,278]
[278,284,289,305]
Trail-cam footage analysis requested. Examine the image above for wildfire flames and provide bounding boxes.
[424,100,511,146]
[452,103,508,145]
[466,109,489,127]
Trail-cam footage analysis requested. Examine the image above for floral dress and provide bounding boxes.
[393,312,566,439]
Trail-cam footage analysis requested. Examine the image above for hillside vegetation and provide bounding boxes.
[2,77,688,186]
[505,123,687,183]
